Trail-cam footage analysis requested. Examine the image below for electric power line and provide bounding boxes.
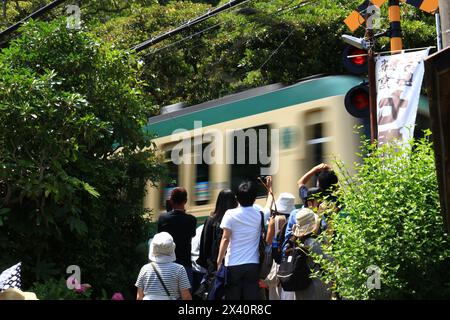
[143,0,313,59]
[141,0,263,58]
[258,28,296,71]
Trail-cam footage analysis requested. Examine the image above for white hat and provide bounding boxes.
[271,193,296,214]
[149,232,176,263]
[0,288,38,300]
[292,207,320,238]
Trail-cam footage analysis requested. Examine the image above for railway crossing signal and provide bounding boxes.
[344,83,371,118]
[342,38,370,119]
[343,45,369,75]
[342,0,440,142]
[342,35,371,120]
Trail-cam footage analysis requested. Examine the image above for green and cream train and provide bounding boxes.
[143,75,430,219]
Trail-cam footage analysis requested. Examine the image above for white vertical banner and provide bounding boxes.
[375,49,430,146]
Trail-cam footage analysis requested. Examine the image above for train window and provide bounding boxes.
[305,110,331,185]
[160,154,179,210]
[194,143,210,206]
[230,124,271,198]
[307,123,325,166]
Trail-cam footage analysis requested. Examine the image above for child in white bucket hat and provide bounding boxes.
[136,232,192,300]
[149,232,177,263]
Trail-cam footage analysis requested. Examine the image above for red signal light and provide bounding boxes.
[345,84,370,118]
[350,48,367,66]
[351,88,369,110]
[343,45,368,75]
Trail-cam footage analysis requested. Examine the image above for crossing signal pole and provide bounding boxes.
[366,27,378,144]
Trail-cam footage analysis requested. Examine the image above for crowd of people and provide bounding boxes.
[135,163,339,300]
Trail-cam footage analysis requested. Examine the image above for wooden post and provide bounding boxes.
[439,0,450,48]
[424,47,450,232]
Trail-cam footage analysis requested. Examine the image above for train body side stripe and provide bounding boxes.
[145,76,362,138]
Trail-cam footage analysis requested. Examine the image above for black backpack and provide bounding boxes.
[277,237,312,291]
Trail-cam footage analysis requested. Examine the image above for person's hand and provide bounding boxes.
[268,215,276,226]
[315,163,330,172]
[265,176,272,188]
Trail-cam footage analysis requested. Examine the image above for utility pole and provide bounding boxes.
[439,0,450,48]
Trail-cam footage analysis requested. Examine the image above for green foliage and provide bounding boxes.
[314,132,450,299]
[29,278,93,300]
[93,0,437,109]
[2,1,438,110]
[0,19,164,298]
[0,0,441,299]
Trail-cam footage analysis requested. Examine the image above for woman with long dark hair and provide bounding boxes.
[197,189,238,273]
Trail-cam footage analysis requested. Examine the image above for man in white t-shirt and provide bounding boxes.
[216,180,261,300]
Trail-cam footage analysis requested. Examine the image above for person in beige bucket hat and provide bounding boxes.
[291,207,331,300]
[292,207,320,238]
[0,288,38,300]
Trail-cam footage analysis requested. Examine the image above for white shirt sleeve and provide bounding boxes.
[220,210,233,230]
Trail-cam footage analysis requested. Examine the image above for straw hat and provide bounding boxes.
[292,207,320,238]
[271,193,296,214]
[0,288,38,300]
[149,232,176,263]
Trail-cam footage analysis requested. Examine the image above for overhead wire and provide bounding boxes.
[144,0,316,112]
[143,0,313,59]
[142,0,259,59]
[257,28,296,71]
[256,0,314,70]
[133,0,254,53]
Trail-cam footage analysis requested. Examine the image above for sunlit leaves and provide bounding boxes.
[314,132,450,299]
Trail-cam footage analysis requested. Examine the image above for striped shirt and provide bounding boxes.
[135,262,191,300]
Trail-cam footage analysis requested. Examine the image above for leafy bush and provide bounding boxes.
[29,278,93,300]
[314,132,450,299]
[0,19,164,298]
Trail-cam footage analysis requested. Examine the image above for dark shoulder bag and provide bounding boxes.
[150,262,176,300]
[259,211,273,279]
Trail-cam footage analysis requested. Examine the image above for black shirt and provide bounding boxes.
[157,209,197,267]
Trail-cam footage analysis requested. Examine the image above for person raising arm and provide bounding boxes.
[297,163,330,205]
